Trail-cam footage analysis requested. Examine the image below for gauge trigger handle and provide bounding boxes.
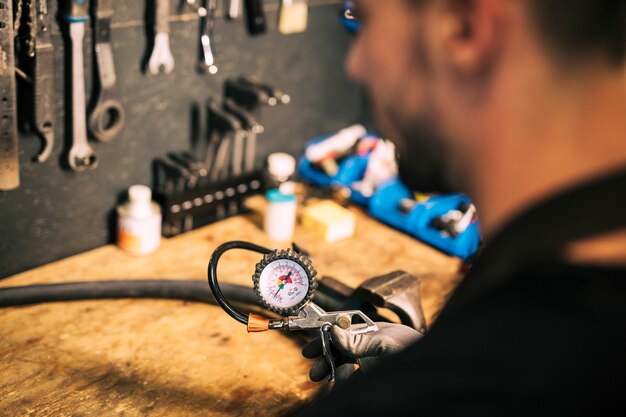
[320,323,337,383]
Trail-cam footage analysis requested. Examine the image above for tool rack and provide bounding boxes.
[156,169,264,236]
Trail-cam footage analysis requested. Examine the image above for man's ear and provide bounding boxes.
[440,0,504,74]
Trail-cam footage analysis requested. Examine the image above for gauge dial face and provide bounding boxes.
[258,259,310,309]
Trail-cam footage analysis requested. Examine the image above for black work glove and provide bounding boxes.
[301,322,423,382]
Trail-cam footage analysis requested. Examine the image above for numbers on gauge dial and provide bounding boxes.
[258,259,310,309]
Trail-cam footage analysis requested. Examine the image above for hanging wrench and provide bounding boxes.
[148,0,175,75]
[31,0,56,163]
[197,0,218,74]
[88,0,125,142]
[63,0,98,171]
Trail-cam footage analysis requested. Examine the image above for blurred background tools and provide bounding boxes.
[30,0,56,163]
[62,0,98,171]
[0,0,20,190]
[299,126,482,260]
[87,0,126,142]
[1,1,364,278]
[155,76,289,237]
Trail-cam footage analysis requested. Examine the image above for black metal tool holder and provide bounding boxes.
[156,168,264,237]
[154,77,288,237]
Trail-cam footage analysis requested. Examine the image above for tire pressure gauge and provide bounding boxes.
[208,240,378,383]
[253,249,317,315]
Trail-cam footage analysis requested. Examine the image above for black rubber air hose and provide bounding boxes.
[207,240,273,325]
[0,280,256,308]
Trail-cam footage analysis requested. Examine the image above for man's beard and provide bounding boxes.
[378,103,456,194]
[395,122,453,194]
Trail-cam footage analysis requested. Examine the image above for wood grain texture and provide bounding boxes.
[0,198,462,416]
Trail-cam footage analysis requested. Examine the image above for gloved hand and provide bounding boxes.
[301,322,423,382]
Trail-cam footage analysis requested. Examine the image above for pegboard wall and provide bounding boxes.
[1,0,365,278]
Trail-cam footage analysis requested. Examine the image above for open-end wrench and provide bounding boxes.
[88,0,125,142]
[63,0,98,171]
[31,0,56,163]
[148,0,175,75]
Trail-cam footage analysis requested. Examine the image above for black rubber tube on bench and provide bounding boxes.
[208,240,273,326]
[0,280,257,308]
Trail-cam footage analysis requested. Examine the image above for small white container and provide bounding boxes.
[117,185,162,255]
[264,189,297,242]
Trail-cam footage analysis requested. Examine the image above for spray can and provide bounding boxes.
[117,185,162,255]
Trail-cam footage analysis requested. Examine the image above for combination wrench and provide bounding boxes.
[32,0,56,163]
[148,0,175,75]
[63,0,98,171]
[88,0,125,142]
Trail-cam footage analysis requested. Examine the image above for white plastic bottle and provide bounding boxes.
[264,189,297,241]
[117,185,162,255]
[264,153,297,241]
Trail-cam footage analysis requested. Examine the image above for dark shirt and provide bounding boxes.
[297,168,626,416]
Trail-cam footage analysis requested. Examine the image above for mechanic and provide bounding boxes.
[296,0,626,415]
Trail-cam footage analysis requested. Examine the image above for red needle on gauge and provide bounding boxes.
[275,271,292,297]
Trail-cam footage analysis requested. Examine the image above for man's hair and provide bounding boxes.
[528,0,626,66]
[409,0,626,66]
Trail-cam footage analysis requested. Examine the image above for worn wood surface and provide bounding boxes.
[0,198,462,416]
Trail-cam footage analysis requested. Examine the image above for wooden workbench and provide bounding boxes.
[0,198,462,416]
